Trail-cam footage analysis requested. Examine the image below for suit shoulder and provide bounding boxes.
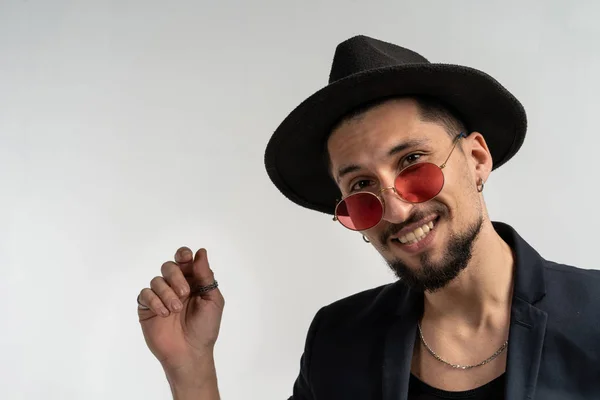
[540,260,600,339]
[318,281,406,324]
[542,260,600,311]
[544,260,600,284]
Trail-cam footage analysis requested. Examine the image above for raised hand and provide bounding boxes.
[137,247,224,398]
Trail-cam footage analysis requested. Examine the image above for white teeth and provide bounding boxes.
[396,220,436,245]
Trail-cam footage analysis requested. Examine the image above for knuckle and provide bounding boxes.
[164,262,184,278]
[163,266,185,283]
[149,278,178,299]
[138,288,152,303]
[161,261,176,275]
[150,276,164,287]
[153,285,171,298]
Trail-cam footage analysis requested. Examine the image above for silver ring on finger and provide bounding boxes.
[137,293,150,310]
[191,280,219,295]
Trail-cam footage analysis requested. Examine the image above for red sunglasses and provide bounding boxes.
[333,133,466,231]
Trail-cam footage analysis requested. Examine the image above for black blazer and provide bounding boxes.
[289,222,600,399]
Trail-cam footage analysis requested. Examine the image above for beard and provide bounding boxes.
[378,204,484,293]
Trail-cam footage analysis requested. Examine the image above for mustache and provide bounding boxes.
[379,203,449,242]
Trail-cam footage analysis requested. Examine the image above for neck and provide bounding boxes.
[422,220,515,329]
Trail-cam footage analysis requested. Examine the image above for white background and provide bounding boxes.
[1,0,599,399]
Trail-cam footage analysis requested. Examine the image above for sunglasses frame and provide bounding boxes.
[332,132,466,231]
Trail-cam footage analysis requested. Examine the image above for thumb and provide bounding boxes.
[191,248,221,301]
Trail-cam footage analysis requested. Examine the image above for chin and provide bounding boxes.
[384,216,484,292]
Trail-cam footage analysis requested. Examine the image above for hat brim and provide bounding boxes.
[264,63,527,215]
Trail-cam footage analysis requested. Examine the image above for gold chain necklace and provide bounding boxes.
[417,322,509,370]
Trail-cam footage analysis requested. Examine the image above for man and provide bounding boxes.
[136,35,600,399]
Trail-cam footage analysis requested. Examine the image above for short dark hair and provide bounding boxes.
[338,95,467,138]
[324,95,468,180]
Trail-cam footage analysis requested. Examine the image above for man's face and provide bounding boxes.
[327,98,490,292]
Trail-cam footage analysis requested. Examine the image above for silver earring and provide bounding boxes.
[477,178,485,193]
[362,235,370,243]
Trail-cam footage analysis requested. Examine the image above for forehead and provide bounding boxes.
[327,98,442,169]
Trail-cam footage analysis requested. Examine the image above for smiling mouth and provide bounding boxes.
[392,217,439,245]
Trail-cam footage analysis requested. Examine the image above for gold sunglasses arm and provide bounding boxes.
[440,132,465,169]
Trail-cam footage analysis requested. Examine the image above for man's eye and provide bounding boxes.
[402,153,422,168]
[350,179,373,192]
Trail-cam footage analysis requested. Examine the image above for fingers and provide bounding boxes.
[138,287,170,317]
[150,276,184,313]
[161,261,190,297]
[174,247,195,277]
[138,247,222,318]
[137,272,186,318]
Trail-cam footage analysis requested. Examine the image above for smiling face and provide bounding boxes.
[327,97,493,292]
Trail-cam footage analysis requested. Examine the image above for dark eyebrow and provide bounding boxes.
[387,138,429,157]
[335,138,429,183]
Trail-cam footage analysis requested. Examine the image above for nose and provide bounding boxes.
[380,187,413,224]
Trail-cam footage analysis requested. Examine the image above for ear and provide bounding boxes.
[466,132,493,183]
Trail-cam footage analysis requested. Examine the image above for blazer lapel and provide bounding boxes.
[494,222,548,400]
[382,285,422,400]
[505,297,548,400]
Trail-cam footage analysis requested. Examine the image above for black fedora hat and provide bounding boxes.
[264,35,527,215]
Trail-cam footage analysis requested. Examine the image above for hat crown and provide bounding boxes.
[328,35,430,83]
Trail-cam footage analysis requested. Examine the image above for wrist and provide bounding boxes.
[164,353,218,391]
[167,367,219,400]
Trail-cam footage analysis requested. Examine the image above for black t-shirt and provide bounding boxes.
[408,373,505,399]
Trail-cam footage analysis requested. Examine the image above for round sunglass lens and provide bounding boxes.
[395,163,444,203]
[336,192,383,230]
